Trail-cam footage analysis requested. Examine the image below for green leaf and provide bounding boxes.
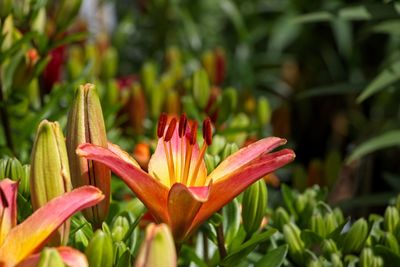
[346,130,400,163]
[374,245,400,267]
[254,245,288,267]
[301,230,324,247]
[180,245,208,267]
[357,61,400,103]
[222,228,277,266]
[294,11,333,24]
[281,184,297,218]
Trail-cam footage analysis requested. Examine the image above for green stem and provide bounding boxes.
[0,79,15,154]
[216,217,227,261]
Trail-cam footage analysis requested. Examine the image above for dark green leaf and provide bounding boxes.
[254,245,288,267]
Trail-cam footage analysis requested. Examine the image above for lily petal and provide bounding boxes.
[167,183,209,242]
[0,179,18,246]
[108,142,141,168]
[77,143,170,222]
[188,149,295,234]
[0,186,103,267]
[17,246,88,267]
[207,137,287,182]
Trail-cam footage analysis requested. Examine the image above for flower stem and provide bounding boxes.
[216,214,227,261]
[0,79,15,154]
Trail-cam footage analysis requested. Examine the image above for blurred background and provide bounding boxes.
[1,0,400,216]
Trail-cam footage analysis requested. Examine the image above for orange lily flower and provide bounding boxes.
[77,114,295,242]
[0,179,104,267]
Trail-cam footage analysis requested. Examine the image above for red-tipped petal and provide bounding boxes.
[0,179,18,245]
[77,143,170,223]
[207,137,287,182]
[0,186,103,266]
[17,246,88,267]
[167,183,209,242]
[188,149,295,234]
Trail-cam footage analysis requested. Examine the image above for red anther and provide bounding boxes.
[0,187,8,208]
[157,113,168,138]
[189,122,198,145]
[164,118,177,142]
[178,113,187,138]
[203,118,213,145]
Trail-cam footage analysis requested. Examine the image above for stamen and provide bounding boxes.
[189,122,198,145]
[203,118,213,145]
[178,113,187,138]
[0,187,8,208]
[157,113,168,138]
[182,122,197,184]
[164,118,177,142]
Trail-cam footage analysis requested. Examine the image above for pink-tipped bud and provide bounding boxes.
[157,113,168,138]
[202,118,213,146]
[189,122,198,145]
[164,118,177,142]
[178,114,187,138]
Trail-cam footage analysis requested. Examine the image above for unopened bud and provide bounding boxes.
[30,120,72,245]
[242,180,268,236]
[202,50,215,85]
[331,253,343,267]
[85,230,113,267]
[322,239,338,257]
[384,232,400,254]
[101,47,118,79]
[274,207,290,231]
[1,15,13,51]
[218,88,237,123]
[192,69,210,109]
[221,143,239,161]
[0,157,29,196]
[257,96,272,127]
[32,7,46,34]
[310,213,326,237]
[113,241,128,265]
[325,212,338,235]
[360,248,374,267]
[135,223,176,267]
[67,84,111,228]
[342,218,368,254]
[141,61,157,95]
[384,206,399,234]
[283,223,304,262]
[37,248,65,267]
[111,216,130,242]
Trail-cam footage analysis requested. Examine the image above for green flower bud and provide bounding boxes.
[73,229,90,251]
[165,90,180,115]
[111,216,130,242]
[30,120,72,245]
[32,7,46,34]
[150,83,165,119]
[325,213,339,235]
[360,248,374,267]
[242,180,268,236]
[218,88,237,123]
[85,230,113,267]
[333,208,344,225]
[331,253,343,267]
[208,135,226,156]
[311,213,326,237]
[274,207,290,231]
[101,47,118,80]
[295,194,307,214]
[384,206,399,234]
[384,232,400,254]
[141,61,157,95]
[0,0,12,19]
[192,69,210,109]
[135,223,176,267]
[204,153,220,173]
[308,259,322,267]
[0,157,29,196]
[67,84,111,228]
[37,248,65,267]
[322,239,338,257]
[257,96,271,126]
[342,218,368,254]
[221,143,239,161]
[283,223,304,262]
[1,15,13,51]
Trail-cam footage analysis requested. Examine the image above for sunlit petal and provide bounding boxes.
[77,143,170,222]
[0,179,18,246]
[207,137,287,182]
[0,186,103,267]
[188,149,295,234]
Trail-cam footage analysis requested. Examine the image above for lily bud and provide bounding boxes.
[331,253,343,267]
[0,0,12,19]
[274,207,290,231]
[141,61,157,95]
[192,68,210,109]
[128,83,147,134]
[257,96,272,126]
[325,212,338,235]
[85,230,114,267]
[310,213,326,237]
[101,47,118,80]
[384,232,400,254]
[322,239,338,257]
[202,50,215,84]
[111,216,130,242]
[37,248,65,267]
[135,223,176,267]
[32,7,46,34]
[67,84,111,228]
[242,179,268,236]
[1,15,13,52]
[359,248,374,267]
[221,143,239,161]
[342,218,368,254]
[283,223,304,262]
[165,90,180,115]
[0,157,29,196]
[384,206,399,234]
[218,87,237,123]
[30,120,72,245]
